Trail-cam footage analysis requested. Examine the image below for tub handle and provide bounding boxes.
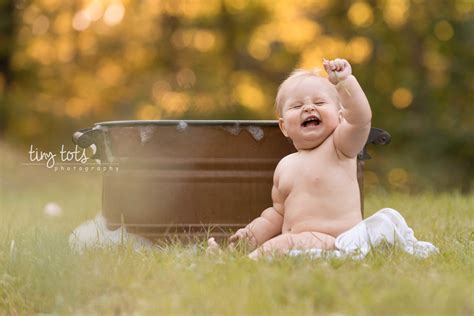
[358,127,391,160]
[72,127,107,161]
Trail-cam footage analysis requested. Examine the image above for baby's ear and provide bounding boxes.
[278,118,288,137]
[338,109,344,123]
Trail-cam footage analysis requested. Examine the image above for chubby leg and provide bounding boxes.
[248,231,335,259]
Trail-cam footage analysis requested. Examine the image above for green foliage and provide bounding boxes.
[0,0,473,190]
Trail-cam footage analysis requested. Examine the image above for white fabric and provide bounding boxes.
[70,209,438,259]
[69,213,154,253]
[289,208,438,259]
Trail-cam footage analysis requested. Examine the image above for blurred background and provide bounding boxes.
[0,0,472,192]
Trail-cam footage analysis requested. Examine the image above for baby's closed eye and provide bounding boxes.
[291,103,303,109]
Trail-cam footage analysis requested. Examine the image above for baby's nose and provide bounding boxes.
[303,103,316,111]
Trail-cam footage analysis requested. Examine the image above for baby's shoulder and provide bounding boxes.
[275,153,298,174]
[279,152,299,164]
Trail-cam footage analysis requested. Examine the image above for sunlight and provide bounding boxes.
[391,87,413,109]
[65,98,91,118]
[103,1,125,26]
[224,0,249,13]
[248,37,271,61]
[152,80,172,103]
[299,36,347,69]
[97,62,123,86]
[31,15,50,35]
[320,36,346,59]
[193,30,216,52]
[382,0,410,29]
[56,38,74,63]
[160,92,189,115]
[194,93,216,112]
[53,12,72,35]
[136,103,161,120]
[345,36,373,64]
[347,2,374,28]
[176,68,196,89]
[232,72,266,112]
[298,44,324,69]
[27,39,53,65]
[84,0,105,22]
[280,20,321,52]
[72,10,91,31]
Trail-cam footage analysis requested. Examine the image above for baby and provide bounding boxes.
[208,58,372,259]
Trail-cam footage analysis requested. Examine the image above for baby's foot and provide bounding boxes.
[206,237,222,255]
[248,251,259,260]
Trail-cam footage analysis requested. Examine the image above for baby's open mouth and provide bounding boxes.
[302,116,321,127]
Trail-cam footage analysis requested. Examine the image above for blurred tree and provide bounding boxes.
[0,0,15,136]
[1,0,473,191]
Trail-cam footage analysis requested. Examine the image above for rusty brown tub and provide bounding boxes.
[73,120,390,240]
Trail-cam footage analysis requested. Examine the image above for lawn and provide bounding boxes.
[1,142,473,315]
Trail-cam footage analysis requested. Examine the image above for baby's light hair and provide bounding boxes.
[275,67,333,116]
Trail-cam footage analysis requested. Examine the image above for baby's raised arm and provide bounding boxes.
[228,166,285,250]
[323,58,372,158]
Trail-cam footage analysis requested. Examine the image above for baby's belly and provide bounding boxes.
[282,193,362,237]
[283,216,361,237]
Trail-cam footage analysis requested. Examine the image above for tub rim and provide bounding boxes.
[94,119,279,127]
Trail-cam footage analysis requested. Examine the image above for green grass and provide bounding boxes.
[1,142,473,315]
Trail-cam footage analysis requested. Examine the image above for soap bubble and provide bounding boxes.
[44,202,63,217]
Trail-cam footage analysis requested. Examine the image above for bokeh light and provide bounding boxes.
[85,0,104,22]
[434,20,454,41]
[2,0,472,192]
[193,30,216,52]
[391,88,413,109]
[103,2,125,26]
[231,72,266,112]
[346,36,373,63]
[347,2,374,28]
[32,15,50,35]
[382,0,410,29]
[225,0,250,13]
[72,10,91,31]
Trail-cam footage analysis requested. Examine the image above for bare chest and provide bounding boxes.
[278,148,355,198]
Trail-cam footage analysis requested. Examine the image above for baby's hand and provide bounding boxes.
[228,227,257,249]
[323,58,352,85]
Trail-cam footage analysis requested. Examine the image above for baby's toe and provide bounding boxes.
[248,250,259,260]
[206,237,223,255]
[207,237,218,247]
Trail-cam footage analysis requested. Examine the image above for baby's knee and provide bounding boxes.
[248,234,289,258]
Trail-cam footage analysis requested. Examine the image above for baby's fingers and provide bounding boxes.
[323,60,332,73]
[333,58,345,71]
[228,233,239,242]
[228,229,244,242]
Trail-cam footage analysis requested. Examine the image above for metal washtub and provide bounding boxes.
[73,120,390,240]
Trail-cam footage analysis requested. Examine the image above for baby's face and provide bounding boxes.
[278,77,340,150]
